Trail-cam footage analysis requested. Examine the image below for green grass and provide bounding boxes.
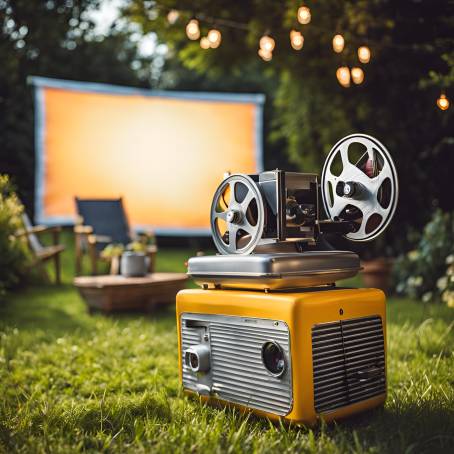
[0,232,453,453]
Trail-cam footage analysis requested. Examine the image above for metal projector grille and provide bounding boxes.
[312,315,386,413]
[181,314,292,416]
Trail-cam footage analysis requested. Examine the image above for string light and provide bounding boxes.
[336,66,350,87]
[173,7,378,73]
[358,46,371,63]
[258,48,272,61]
[290,30,304,50]
[351,67,364,84]
[207,29,222,48]
[200,37,210,49]
[297,6,311,25]
[260,35,275,52]
[437,93,450,110]
[332,34,344,53]
[186,19,200,40]
[167,9,179,24]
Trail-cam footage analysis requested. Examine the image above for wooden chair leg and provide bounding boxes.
[75,234,82,276]
[52,228,62,284]
[54,253,61,284]
[148,251,156,273]
[88,242,98,275]
[38,262,51,284]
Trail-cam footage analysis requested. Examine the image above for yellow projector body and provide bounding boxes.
[176,287,386,426]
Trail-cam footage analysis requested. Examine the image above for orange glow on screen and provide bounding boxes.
[40,87,261,231]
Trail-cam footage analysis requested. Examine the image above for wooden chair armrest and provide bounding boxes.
[146,245,157,273]
[15,225,61,238]
[87,234,112,245]
[74,225,93,234]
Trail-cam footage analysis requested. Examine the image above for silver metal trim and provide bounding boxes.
[181,313,293,416]
[188,252,361,290]
[190,266,361,278]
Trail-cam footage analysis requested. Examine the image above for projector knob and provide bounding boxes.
[226,209,242,224]
[343,181,357,197]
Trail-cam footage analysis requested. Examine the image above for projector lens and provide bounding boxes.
[261,341,286,377]
[189,352,199,370]
[184,344,211,372]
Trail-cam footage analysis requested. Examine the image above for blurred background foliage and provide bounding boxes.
[1,0,453,259]
[393,210,454,305]
[0,175,31,293]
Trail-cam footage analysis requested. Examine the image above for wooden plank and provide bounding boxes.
[74,273,188,313]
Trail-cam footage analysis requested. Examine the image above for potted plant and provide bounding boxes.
[360,236,395,293]
[100,244,125,275]
[393,210,454,305]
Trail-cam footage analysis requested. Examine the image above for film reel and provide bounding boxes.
[321,134,398,242]
[210,174,265,254]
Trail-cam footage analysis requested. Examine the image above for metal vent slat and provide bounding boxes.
[211,326,288,337]
[210,336,288,350]
[209,330,288,344]
[210,355,268,373]
[312,315,385,414]
[213,378,290,399]
[214,390,290,413]
[210,347,267,364]
[211,323,286,337]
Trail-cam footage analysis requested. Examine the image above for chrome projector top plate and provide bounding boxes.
[188,251,360,290]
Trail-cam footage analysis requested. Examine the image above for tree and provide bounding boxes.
[123,0,454,254]
[0,0,149,212]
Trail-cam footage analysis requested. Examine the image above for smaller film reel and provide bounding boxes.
[321,134,399,242]
[210,174,265,254]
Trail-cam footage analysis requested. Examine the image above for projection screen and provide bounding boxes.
[30,77,264,234]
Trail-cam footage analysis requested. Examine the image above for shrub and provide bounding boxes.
[0,175,31,294]
[393,210,454,305]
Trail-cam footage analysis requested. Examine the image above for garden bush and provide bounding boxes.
[0,175,31,294]
[393,210,454,305]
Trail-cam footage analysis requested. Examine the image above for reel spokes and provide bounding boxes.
[211,174,265,254]
[321,134,398,242]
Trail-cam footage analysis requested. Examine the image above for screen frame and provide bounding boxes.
[29,76,265,235]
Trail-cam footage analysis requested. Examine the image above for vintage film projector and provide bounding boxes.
[177,133,398,425]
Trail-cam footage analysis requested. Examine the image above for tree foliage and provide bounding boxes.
[1,0,453,256]
[0,174,30,293]
[124,0,454,254]
[0,0,148,211]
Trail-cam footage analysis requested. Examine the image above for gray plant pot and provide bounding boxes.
[121,252,147,277]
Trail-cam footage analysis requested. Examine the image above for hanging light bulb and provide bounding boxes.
[258,48,272,61]
[260,35,275,52]
[167,10,179,25]
[358,46,371,63]
[332,34,345,53]
[290,30,304,50]
[200,37,210,49]
[207,29,222,48]
[297,6,311,25]
[351,67,364,84]
[186,19,200,40]
[336,66,350,87]
[437,93,450,110]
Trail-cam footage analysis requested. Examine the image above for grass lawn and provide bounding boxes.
[0,232,453,453]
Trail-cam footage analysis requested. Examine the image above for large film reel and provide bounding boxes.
[211,174,265,254]
[321,134,398,242]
